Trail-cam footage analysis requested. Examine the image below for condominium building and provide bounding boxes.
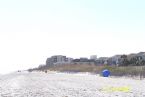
[90,55,97,60]
[46,55,73,66]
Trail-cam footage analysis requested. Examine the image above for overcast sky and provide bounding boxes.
[0,0,145,74]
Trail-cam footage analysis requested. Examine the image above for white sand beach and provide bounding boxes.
[0,71,145,97]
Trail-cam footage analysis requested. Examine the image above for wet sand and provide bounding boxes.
[0,71,145,97]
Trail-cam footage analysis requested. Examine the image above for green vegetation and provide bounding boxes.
[119,54,145,66]
[45,64,145,79]
[28,64,145,79]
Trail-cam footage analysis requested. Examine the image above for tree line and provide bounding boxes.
[119,55,145,66]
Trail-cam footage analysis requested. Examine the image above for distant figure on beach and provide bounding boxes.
[45,70,47,73]
[17,70,21,72]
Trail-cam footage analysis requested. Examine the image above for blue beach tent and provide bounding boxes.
[102,69,110,77]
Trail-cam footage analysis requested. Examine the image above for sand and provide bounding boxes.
[0,71,145,97]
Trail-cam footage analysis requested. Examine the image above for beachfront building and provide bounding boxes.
[96,57,109,65]
[72,57,96,65]
[109,55,122,66]
[46,55,73,66]
[90,55,97,60]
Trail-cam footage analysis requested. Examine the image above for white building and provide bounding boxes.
[51,55,66,62]
[90,55,97,60]
[46,55,73,66]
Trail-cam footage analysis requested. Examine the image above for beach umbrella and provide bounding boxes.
[102,69,110,77]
